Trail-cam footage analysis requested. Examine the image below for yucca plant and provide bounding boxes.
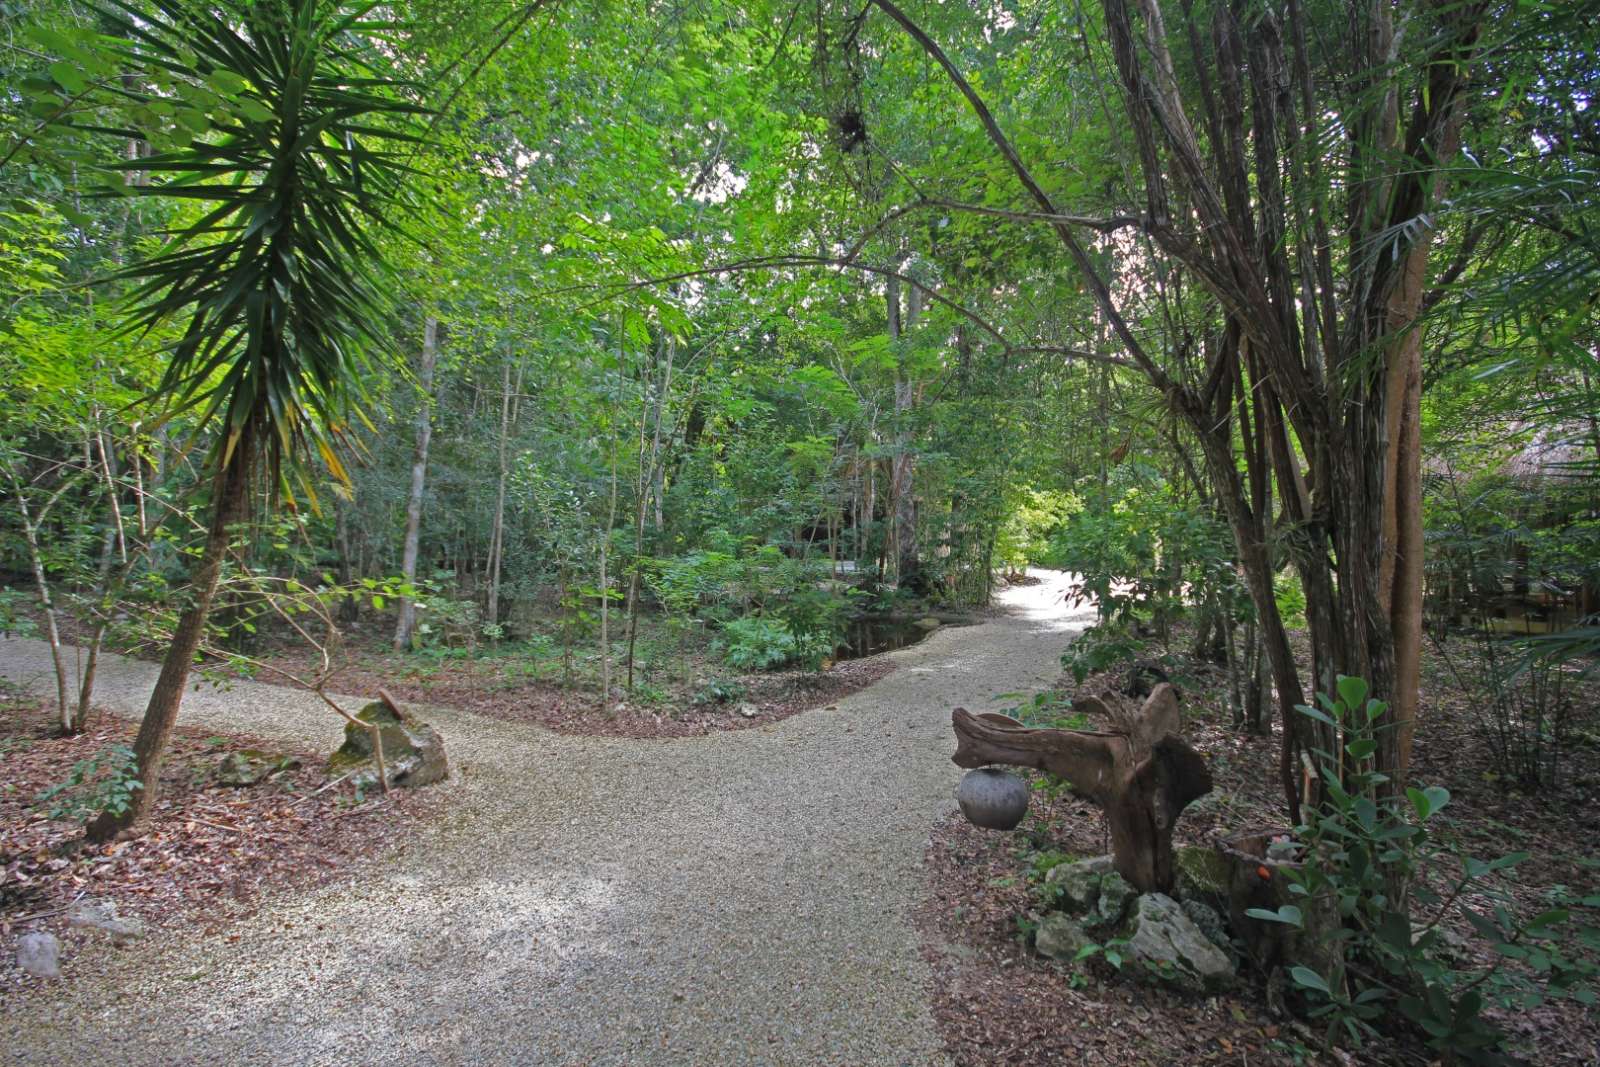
[84,0,425,839]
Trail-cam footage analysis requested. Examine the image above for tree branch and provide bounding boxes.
[867,0,1174,392]
[557,255,1138,370]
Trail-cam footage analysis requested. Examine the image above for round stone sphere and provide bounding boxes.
[957,767,1030,831]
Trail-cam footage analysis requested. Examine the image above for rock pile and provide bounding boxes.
[1032,854,1236,994]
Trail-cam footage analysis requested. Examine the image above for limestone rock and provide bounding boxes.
[1124,892,1235,994]
[913,616,942,632]
[16,931,59,978]
[329,696,448,790]
[1181,898,1231,954]
[737,703,760,719]
[1046,855,1112,915]
[215,749,300,787]
[1095,871,1136,928]
[67,897,145,943]
[1035,913,1093,962]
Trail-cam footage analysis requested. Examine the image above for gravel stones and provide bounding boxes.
[66,898,146,944]
[0,572,1092,1065]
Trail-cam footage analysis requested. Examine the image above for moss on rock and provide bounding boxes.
[328,696,449,789]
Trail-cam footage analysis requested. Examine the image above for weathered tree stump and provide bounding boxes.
[1218,829,1344,994]
[951,683,1211,894]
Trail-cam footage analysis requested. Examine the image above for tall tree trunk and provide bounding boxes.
[888,274,922,592]
[600,448,619,708]
[335,499,358,623]
[394,316,440,651]
[626,335,674,688]
[87,421,255,841]
[8,475,72,731]
[486,351,522,630]
[75,528,118,731]
[1375,224,1431,775]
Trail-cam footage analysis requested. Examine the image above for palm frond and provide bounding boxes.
[92,0,428,492]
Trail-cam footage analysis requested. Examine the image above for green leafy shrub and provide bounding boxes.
[692,678,748,705]
[1254,676,1598,1062]
[0,587,39,638]
[1273,570,1308,630]
[35,744,142,821]
[769,583,861,668]
[714,616,797,670]
[1061,620,1150,685]
[996,488,1081,572]
[1048,467,1241,683]
[649,538,859,671]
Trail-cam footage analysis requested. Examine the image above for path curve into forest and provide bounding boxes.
[1,571,1091,1067]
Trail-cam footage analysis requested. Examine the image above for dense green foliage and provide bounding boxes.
[3,0,1598,1057]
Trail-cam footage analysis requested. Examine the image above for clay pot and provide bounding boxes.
[957,767,1030,830]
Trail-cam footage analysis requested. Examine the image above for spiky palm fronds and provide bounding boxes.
[97,0,427,497]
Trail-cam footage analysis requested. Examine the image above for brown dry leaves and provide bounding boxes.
[2,698,439,997]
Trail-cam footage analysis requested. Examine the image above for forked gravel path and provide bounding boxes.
[1,572,1089,1067]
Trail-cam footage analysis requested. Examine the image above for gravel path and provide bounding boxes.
[1,573,1089,1067]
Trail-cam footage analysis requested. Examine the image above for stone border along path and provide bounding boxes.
[1,571,1091,1067]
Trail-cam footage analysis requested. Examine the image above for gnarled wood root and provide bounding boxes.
[952,683,1211,893]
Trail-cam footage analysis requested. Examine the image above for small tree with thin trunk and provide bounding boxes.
[85,0,423,840]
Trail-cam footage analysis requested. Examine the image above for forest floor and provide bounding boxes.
[0,570,1092,1066]
[917,628,1600,1066]
[59,601,982,739]
[1,693,438,1001]
[239,627,905,739]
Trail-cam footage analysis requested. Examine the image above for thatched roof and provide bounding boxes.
[1428,423,1596,482]
[1502,426,1594,480]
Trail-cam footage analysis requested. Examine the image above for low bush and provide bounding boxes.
[713,616,797,671]
[1253,677,1598,1063]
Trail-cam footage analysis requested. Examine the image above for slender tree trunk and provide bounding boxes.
[87,422,255,841]
[626,336,674,688]
[394,316,439,651]
[600,447,620,708]
[486,351,521,630]
[335,499,359,623]
[1375,238,1431,774]
[75,533,116,730]
[890,277,922,592]
[9,479,72,730]
[76,431,136,726]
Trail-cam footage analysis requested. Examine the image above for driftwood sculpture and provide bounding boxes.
[952,683,1212,894]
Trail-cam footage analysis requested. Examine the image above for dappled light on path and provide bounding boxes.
[1,578,1086,1065]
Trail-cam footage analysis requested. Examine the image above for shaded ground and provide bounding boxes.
[246,638,902,739]
[2,696,436,1005]
[0,571,1093,1067]
[915,632,1600,1066]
